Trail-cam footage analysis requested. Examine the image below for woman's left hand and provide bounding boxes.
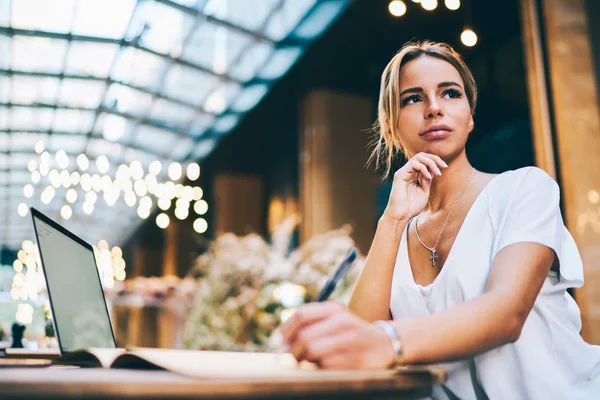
[279,302,396,369]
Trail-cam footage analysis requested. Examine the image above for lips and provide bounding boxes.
[419,124,453,140]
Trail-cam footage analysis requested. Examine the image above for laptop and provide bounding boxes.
[28,207,117,356]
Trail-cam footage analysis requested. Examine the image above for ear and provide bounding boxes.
[468,115,474,134]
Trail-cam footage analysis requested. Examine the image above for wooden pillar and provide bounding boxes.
[522,0,600,342]
[299,90,378,254]
[162,219,178,277]
[213,174,264,236]
[519,0,557,178]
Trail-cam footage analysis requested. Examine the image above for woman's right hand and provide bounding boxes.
[382,153,448,223]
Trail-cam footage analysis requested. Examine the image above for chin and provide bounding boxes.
[417,143,464,161]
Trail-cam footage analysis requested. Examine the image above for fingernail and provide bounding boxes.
[436,168,442,176]
[428,172,433,179]
[441,161,448,167]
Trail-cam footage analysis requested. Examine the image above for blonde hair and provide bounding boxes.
[370,40,478,179]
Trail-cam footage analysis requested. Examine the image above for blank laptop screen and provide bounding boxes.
[33,214,116,352]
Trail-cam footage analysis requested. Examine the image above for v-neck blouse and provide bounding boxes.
[390,166,600,400]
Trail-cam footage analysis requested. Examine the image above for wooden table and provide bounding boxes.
[0,365,445,399]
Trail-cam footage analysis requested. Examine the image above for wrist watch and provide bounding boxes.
[373,320,404,367]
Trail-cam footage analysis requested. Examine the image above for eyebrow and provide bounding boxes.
[399,81,463,97]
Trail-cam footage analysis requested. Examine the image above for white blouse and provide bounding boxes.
[390,166,600,400]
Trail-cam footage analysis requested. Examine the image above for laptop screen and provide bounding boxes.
[32,210,116,353]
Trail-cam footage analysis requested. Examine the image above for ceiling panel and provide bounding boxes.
[7,107,53,131]
[71,0,136,39]
[163,64,219,107]
[58,79,107,109]
[9,75,60,105]
[52,109,96,133]
[49,134,88,154]
[65,42,121,77]
[112,47,167,92]
[126,0,194,55]
[0,0,350,250]
[11,36,69,73]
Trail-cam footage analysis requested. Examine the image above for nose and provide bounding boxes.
[425,98,444,119]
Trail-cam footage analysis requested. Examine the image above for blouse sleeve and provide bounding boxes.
[493,167,584,288]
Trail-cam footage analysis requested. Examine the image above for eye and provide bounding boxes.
[443,89,463,99]
[401,95,421,106]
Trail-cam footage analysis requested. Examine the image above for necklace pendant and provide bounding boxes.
[430,249,438,268]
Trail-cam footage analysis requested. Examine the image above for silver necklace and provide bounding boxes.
[415,167,476,268]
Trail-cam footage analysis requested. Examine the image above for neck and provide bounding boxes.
[425,153,474,214]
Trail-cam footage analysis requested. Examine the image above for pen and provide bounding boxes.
[315,248,358,302]
[269,247,358,352]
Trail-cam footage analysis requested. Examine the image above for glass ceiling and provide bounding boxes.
[0,0,351,251]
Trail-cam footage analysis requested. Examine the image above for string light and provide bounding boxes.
[23,184,34,198]
[96,155,110,174]
[93,241,127,288]
[18,203,28,217]
[194,200,208,215]
[27,160,37,172]
[76,154,89,171]
[137,206,150,219]
[85,190,97,204]
[187,163,200,180]
[70,171,80,185]
[82,202,94,215]
[80,173,91,191]
[49,169,61,188]
[91,174,102,192]
[158,197,171,211]
[168,162,182,180]
[55,150,69,169]
[156,213,170,229]
[25,148,208,230]
[41,186,55,204]
[164,181,176,200]
[11,241,45,305]
[193,218,208,234]
[134,180,148,197]
[66,188,78,203]
[445,0,460,10]
[461,28,478,46]
[421,0,437,10]
[175,184,184,198]
[101,175,112,192]
[35,141,44,154]
[60,205,72,220]
[388,1,407,17]
[39,163,49,177]
[174,206,189,220]
[60,170,72,188]
[15,304,34,325]
[124,191,137,207]
[175,198,189,209]
[149,160,162,176]
[130,161,144,180]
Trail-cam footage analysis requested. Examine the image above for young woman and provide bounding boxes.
[280,41,600,399]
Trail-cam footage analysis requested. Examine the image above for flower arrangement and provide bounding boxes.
[182,215,365,352]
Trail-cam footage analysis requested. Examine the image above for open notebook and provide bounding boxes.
[53,347,445,381]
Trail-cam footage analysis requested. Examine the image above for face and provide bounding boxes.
[395,56,474,161]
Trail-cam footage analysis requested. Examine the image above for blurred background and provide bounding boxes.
[0,0,599,352]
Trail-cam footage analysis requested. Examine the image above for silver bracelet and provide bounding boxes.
[373,320,403,362]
